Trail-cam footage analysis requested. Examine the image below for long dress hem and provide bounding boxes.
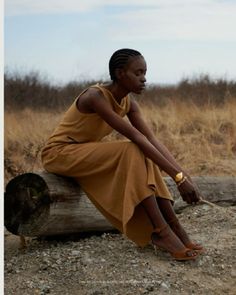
[41,84,173,247]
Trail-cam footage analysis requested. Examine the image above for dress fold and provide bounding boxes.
[42,85,173,247]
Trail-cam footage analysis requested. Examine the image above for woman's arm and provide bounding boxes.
[89,90,179,179]
[127,99,186,174]
[89,90,200,203]
[127,99,201,203]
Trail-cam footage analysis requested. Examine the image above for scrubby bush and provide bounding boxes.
[4,71,236,111]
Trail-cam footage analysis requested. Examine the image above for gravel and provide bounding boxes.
[4,204,236,295]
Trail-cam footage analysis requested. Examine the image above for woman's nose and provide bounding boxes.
[141,76,146,83]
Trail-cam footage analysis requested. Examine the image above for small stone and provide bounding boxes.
[39,284,51,294]
[230,270,236,278]
[71,250,80,256]
[40,263,48,271]
[160,282,169,289]
[197,259,204,266]
[146,285,154,292]
[42,258,50,264]
[90,290,103,295]
[202,205,210,211]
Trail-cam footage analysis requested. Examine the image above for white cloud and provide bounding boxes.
[5,0,158,16]
[6,1,236,42]
[4,0,222,16]
[5,0,102,16]
[108,1,236,42]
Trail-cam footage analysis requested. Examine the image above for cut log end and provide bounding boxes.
[4,173,51,235]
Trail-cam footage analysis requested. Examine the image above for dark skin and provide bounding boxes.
[77,55,202,256]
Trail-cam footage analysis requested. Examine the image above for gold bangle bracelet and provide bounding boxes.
[174,172,184,183]
[177,176,187,187]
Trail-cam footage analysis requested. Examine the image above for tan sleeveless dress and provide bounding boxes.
[41,84,173,247]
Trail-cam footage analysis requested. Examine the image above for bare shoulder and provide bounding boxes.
[79,86,104,101]
[128,98,141,114]
[76,86,105,113]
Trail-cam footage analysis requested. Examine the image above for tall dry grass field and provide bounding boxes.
[4,99,236,185]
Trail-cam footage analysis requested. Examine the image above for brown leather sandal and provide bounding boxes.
[168,218,205,254]
[184,242,204,253]
[151,225,199,261]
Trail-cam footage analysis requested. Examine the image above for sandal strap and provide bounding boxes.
[185,242,204,251]
[152,224,169,235]
[172,248,198,260]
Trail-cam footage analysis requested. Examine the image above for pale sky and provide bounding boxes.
[4,0,236,85]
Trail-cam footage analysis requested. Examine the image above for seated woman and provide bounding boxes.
[41,48,204,261]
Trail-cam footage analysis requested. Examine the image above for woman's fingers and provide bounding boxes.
[192,193,200,203]
[192,186,201,202]
[178,180,201,204]
[182,192,196,204]
[180,192,191,204]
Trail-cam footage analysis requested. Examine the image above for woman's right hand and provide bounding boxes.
[177,178,201,204]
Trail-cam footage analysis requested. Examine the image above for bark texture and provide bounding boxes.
[4,171,236,236]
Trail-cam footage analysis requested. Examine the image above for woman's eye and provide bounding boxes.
[135,70,146,76]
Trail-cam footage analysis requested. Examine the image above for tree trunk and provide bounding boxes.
[4,171,236,237]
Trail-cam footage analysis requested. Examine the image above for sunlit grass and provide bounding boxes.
[4,99,236,184]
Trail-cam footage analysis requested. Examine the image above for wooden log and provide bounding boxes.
[4,171,236,237]
[166,175,236,213]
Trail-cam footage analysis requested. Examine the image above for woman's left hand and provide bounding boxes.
[177,177,201,204]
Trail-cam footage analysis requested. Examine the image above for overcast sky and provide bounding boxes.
[4,0,236,85]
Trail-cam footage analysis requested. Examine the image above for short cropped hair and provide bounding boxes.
[109,48,142,81]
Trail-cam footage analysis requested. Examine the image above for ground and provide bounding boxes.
[4,203,236,295]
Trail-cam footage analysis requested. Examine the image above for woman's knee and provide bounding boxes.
[122,141,143,154]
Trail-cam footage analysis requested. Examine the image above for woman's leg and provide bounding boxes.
[156,198,203,250]
[141,196,197,256]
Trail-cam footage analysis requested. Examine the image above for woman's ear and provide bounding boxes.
[115,68,125,80]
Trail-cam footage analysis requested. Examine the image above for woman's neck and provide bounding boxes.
[102,82,129,103]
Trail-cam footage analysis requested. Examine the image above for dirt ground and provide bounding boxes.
[4,202,236,295]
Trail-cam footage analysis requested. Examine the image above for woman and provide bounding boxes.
[41,48,204,261]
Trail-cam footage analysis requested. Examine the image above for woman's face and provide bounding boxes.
[118,56,147,94]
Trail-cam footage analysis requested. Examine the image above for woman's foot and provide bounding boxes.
[151,224,199,261]
[168,218,204,253]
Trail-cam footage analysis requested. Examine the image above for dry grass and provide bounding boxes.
[4,109,61,183]
[4,100,236,184]
[140,99,236,176]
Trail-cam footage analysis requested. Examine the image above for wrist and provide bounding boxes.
[174,172,184,183]
[177,176,187,187]
[173,172,188,187]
